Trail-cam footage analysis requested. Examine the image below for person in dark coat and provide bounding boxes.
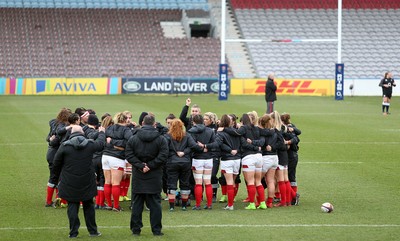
[52,125,106,238]
[265,73,277,114]
[125,115,169,236]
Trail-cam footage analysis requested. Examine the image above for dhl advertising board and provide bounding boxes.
[231,78,335,96]
[0,78,120,95]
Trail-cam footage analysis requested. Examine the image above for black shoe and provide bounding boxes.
[153,232,164,236]
[132,232,140,236]
[68,234,78,238]
[203,205,212,210]
[89,232,101,237]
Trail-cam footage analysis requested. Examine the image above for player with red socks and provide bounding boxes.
[187,114,219,210]
[101,112,133,211]
[259,114,280,208]
[281,113,301,205]
[216,114,242,210]
[270,111,289,207]
[238,113,265,210]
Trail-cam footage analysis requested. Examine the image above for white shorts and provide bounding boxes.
[262,155,278,173]
[192,158,213,171]
[242,153,263,172]
[276,164,288,171]
[221,159,241,175]
[102,155,125,171]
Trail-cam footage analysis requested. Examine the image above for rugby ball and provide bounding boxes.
[321,202,334,213]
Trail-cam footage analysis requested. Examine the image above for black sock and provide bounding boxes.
[382,105,385,113]
[386,105,390,113]
[169,202,174,209]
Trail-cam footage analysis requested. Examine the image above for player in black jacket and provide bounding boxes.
[164,119,202,211]
[216,114,242,210]
[265,73,277,114]
[379,72,396,115]
[187,114,220,210]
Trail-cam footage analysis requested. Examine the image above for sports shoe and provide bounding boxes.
[112,206,123,212]
[169,207,174,212]
[181,206,187,211]
[164,196,169,201]
[294,193,300,206]
[123,196,131,201]
[60,203,68,208]
[273,197,281,203]
[68,234,78,238]
[103,205,113,210]
[224,205,234,211]
[242,197,250,203]
[119,196,124,202]
[219,195,227,203]
[245,203,256,210]
[192,206,201,210]
[89,232,101,237]
[54,198,61,208]
[258,201,267,210]
[203,205,212,210]
[45,202,55,208]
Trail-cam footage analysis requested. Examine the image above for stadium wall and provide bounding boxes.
[0,78,395,96]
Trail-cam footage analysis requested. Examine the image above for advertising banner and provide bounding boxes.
[22,78,120,95]
[335,63,344,100]
[218,64,229,101]
[231,78,334,96]
[121,78,219,94]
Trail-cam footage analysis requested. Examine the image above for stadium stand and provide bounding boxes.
[0,0,399,79]
[232,0,400,79]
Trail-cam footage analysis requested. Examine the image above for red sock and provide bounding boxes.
[119,179,126,197]
[275,192,281,199]
[112,185,120,208]
[205,184,213,206]
[234,183,239,197]
[221,185,227,195]
[278,181,286,204]
[46,186,55,205]
[125,178,130,197]
[291,185,297,198]
[104,184,112,207]
[195,184,203,207]
[267,197,273,207]
[99,189,105,206]
[285,181,292,205]
[247,185,256,203]
[256,185,265,204]
[227,185,234,206]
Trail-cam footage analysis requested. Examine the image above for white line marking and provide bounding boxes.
[1,224,399,231]
[301,162,363,164]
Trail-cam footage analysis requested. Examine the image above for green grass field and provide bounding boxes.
[0,95,399,241]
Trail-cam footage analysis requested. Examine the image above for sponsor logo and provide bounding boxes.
[210,82,219,92]
[255,80,316,94]
[123,81,141,92]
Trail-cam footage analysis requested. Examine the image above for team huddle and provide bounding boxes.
[45,97,301,237]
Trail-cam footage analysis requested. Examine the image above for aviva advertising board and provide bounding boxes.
[0,78,120,95]
[231,78,335,96]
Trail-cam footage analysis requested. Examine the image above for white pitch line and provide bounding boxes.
[301,162,363,164]
[1,224,399,231]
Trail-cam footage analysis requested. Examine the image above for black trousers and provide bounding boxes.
[211,157,220,192]
[130,193,162,235]
[288,150,299,183]
[67,199,98,237]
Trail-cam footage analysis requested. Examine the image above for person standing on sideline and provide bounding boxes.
[52,125,105,238]
[125,115,169,236]
[379,72,396,115]
[265,73,277,114]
